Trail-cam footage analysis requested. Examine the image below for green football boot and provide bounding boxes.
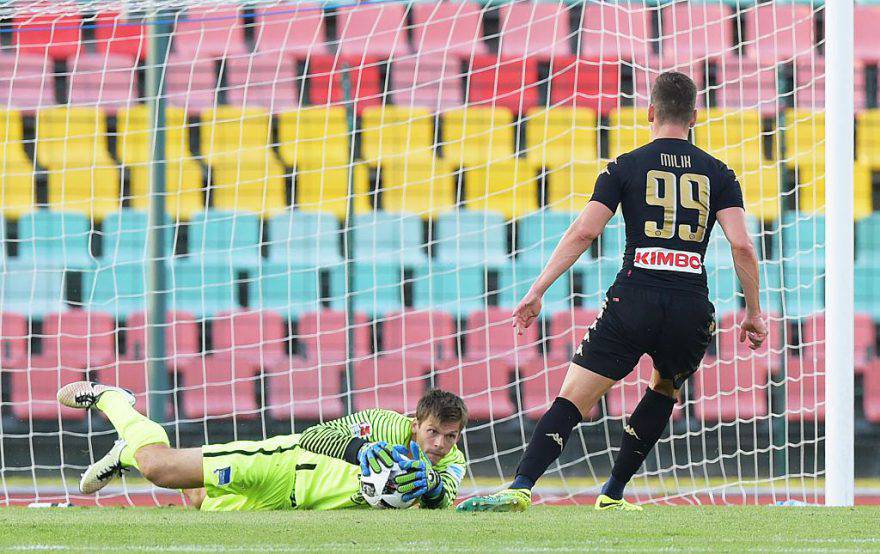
[456,488,532,513]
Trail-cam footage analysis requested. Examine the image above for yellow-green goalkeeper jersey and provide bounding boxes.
[299,408,467,509]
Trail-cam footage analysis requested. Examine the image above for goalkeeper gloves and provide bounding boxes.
[392,441,443,502]
[358,441,395,476]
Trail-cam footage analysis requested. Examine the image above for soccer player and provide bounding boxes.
[57,382,468,511]
[457,72,768,512]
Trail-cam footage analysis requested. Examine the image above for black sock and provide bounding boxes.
[513,397,583,489]
[606,388,676,499]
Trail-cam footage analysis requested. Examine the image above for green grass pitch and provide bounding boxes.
[0,506,878,553]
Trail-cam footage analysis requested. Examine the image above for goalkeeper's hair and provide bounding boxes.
[651,71,697,126]
[416,389,468,430]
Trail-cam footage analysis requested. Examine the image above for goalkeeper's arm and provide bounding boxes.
[419,462,466,510]
[298,409,411,465]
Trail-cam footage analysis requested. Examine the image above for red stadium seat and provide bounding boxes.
[67,53,137,112]
[435,357,515,420]
[863,359,880,423]
[255,4,328,57]
[548,57,619,115]
[743,3,814,63]
[548,308,599,359]
[661,3,733,63]
[0,312,29,369]
[800,313,875,374]
[172,5,247,59]
[464,307,540,363]
[353,354,430,414]
[32,311,116,370]
[296,310,370,363]
[520,355,599,420]
[381,310,457,363]
[694,357,769,422]
[794,58,868,112]
[784,355,824,422]
[165,56,217,113]
[854,6,880,63]
[14,4,81,60]
[96,360,152,414]
[390,56,464,111]
[604,356,684,420]
[411,2,488,58]
[225,52,300,111]
[212,310,288,369]
[305,55,383,115]
[95,11,147,61]
[180,354,259,419]
[714,59,781,116]
[10,366,86,420]
[0,54,55,112]
[266,358,345,421]
[335,3,411,59]
[581,3,654,64]
[498,3,571,61]
[466,55,539,114]
[124,311,200,370]
[716,311,782,373]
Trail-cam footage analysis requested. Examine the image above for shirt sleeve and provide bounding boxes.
[715,163,745,211]
[419,446,467,510]
[589,156,628,212]
[297,409,413,466]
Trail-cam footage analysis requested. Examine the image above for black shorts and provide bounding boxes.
[571,283,715,389]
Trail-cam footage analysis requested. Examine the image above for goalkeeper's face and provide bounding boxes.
[411,416,461,464]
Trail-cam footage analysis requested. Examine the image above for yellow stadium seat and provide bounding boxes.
[545,160,604,212]
[695,108,765,166]
[381,156,456,219]
[464,160,538,218]
[857,109,880,169]
[211,157,288,217]
[116,105,194,165]
[608,107,650,159]
[130,160,204,220]
[0,160,34,219]
[47,166,120,219]
[296,159,370,219]
[797,161,872,219]
[0,110,31,165]
[361,106,434,165]
[37,107,115,168]
[525,107,598,168]
[728,162,781,222]
[200,106,274,164]
[784,109,824,170]
[442,107,515,167]
[278,107,350,167]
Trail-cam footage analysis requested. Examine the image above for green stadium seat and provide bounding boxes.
[435,211,508,267]
[579,260,623,302]
[517,211,592,266]
[185,210,262,268]
[352,212,426,267]
[1,264,66,316]
[855,262,880,321]
[759,260,783,315]
[16,211,93,269]
[100,210,172,263]
[252,262,344,319]
[498,262,572,314]
[413,263,487,319]
[170,262,238,317]
[857,213,880,264]
[351,262,405,317]
[707,265,740,316]
[598,213,625,263]
[780,213,824,318]
[267,211,342,268]
[781,213,825,258]
[83,261,147,318]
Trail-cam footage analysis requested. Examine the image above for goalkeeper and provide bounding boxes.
[57,381,468,511]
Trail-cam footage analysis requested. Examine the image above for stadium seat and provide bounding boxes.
[660,3,733,63]
[464,307,540,363]
[434,210,509,266]
[796,161,872,218]
[410,2,487,58]
[303,55,383,115]
[116,104,196,163]
[857,212,880,264]
[545,160,603,213]
[100,210,172,263]
[210,156,288,217]
[547,57,619,115]
[412,263,487,319]
[95,361,153,414]
[854,261,880,321]
[781,214,825,319]
[295,309,370,363]
[254,4,328,57]
[294,159,371,219]
[715,311,783,375]
[224,53,300,111]
[95,11,147,61]
[863,359,880,423]
[784,109,823,170]
[353,354,430,414]
[277,107,350,167]
[727,162,781,221]
[518,211,587,266]
[435,357,515,420]
[184,210,262,267]
[266,358,345,421]
[605,356,684,420]
[67,53,137,112]
[707,265,740,317]
[170,261,239,317]
[180,354,260,419]
[360,106,435,164]
[784,355,824,422]
[390,56,465,111]
[381,309,457,362]
[498,261,571,314]
[351,262,405,317]
[520,355,600,420]
[129,160,204,220]
[0,110,34,218]
[335,3,411,59]
[13,7,80,60]
[0,54,54,112]
[254,263,341,319]
[200,106,276,164]
[10,366,86,420]
[466,55,539,114]
[123,311,200,365]
[695,109,765,166]
[498,3,571,60]
[742,3,814,62]
[548,308,599,358]
[854,6,880,63]
[172,5,247,59]
[694,356,769,422]
[380,156,457,219]
[211,309,288,368]
[32,310,116,370]
[793,59,868,111]
[267,210,342,267]
[351,212,427,267]
[0,312,29,369]
[442,107,515,167]
[165,57,217,113]
[714,59,782,116]
[525,107,599,168]
[0,265,67,317]
[581,3,654,64]
[83,261,148,318]
[799,313,876,374]
[857,109,880,169]
[608,107,650,159]
[15,211,93,269]
[464,160,539,219]
[598,213,626,262]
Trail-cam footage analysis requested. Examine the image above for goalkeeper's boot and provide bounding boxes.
[456,488,532,513]
[57,381,135,410]
[80,439,128,495]
[594,494,644,511]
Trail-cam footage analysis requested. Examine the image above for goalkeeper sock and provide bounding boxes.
[603,387,675,499]
[96,391,169,470]
[512,397,583,489]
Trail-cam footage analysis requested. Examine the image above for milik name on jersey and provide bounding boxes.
[659,153,692,168]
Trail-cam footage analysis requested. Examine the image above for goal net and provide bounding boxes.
[0,0,845,507]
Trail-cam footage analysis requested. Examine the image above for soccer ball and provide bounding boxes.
[360,462,417,510]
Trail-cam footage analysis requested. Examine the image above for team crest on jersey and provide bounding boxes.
[350,421,371,438]
[214,466,232,486]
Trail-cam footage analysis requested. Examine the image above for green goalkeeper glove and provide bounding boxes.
[392,441,442,502]
[358,441,395,476]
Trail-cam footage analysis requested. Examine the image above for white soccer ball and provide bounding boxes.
[360,462,417,510]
